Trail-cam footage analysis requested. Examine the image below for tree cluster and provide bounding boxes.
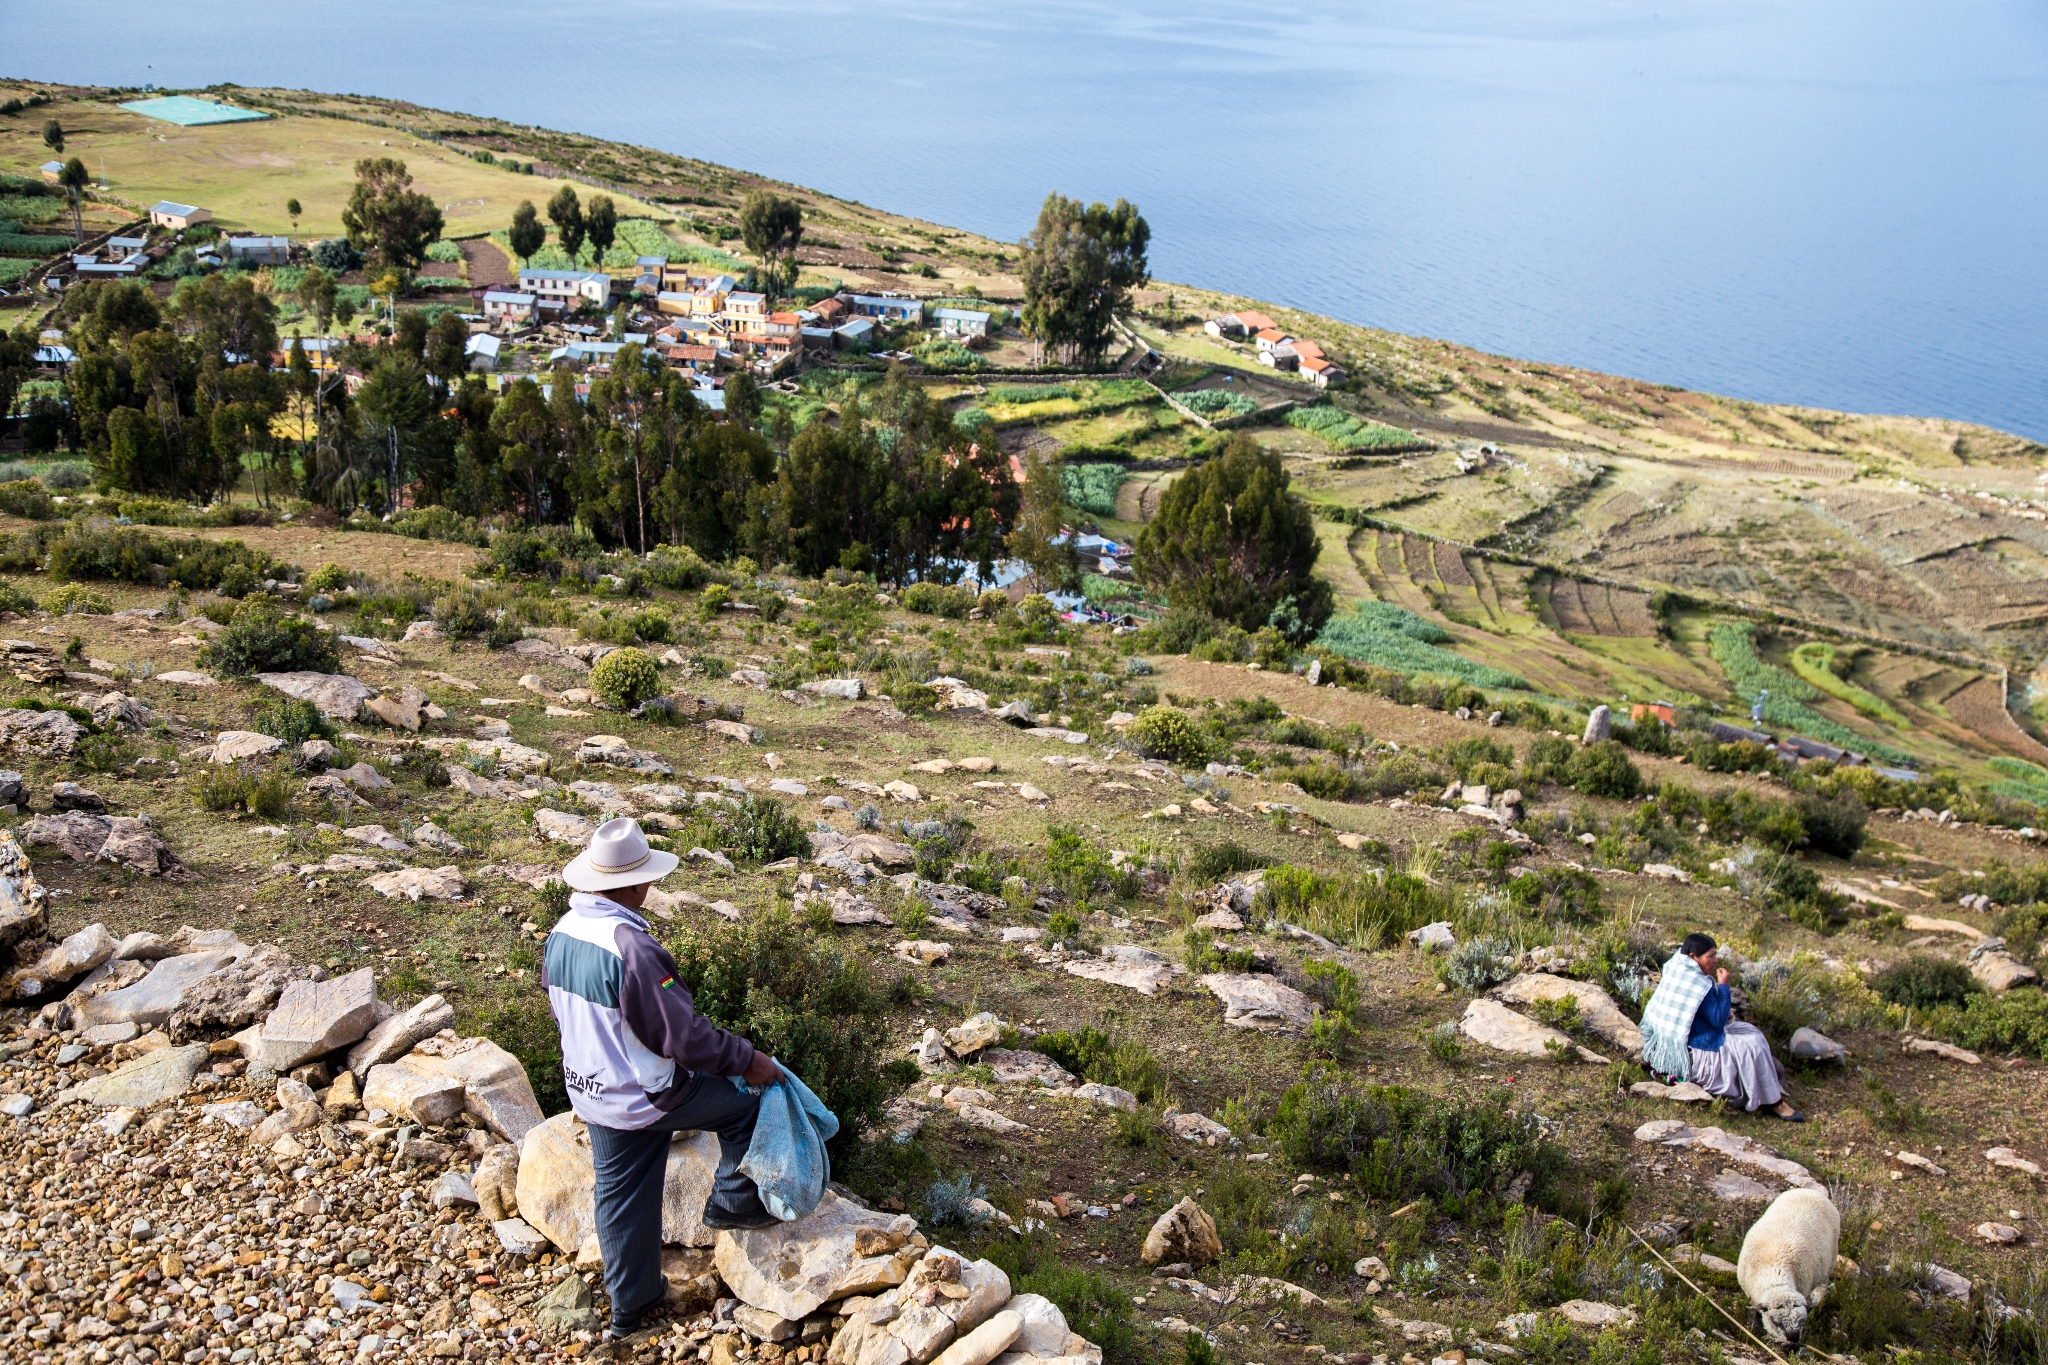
[1018,193,1149,365]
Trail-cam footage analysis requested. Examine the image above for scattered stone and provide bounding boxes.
[256,671,379,721]
[1789,1027,1847,1062]
[1142,1198,1223,1268]
[0,706,85,756]
[1895,1151,1946,1176]
[1163,1110,1231,1145]
[1063,952,1180,996]
[534,808,599,846]
[894,939,954,965]
[533,1273,600,1337]
[1582,705,1611,744]
[1460,998,1604,1063]
[343,823,412,853]
[212,730,286,763]
[1633,1120,1822,1191]
[1977,1223,2022,1245]
[364,1063,469,1126]
[577,734,675,776]
[404,1033,545,1142]
[1557,1300,1633,1329]
[801,678,865,700]
[58,1042,209,1108]
[75,947,246,1028]
[1629,1080,1714,1104]
[1200,973,1318,1034]
[366,865,468,901]
[1906,1037,1981,1065]
[944,1012,1005,1057]
[1408,921,1456,952]
[155,669,216,687]
[257,967,381,1073]
[1494,973,1642,1055]
[1986,1147,2043,1177]
[494,1218,552,1257]
[349,993,456,1077]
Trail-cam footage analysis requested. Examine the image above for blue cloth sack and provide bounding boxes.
[732,1069,841,1222]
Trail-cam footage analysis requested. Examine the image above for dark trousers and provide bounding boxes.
[586,1075,765,1331]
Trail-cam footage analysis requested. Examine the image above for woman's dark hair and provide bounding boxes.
[1679,932,1718,958]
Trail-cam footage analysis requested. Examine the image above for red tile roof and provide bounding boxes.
[1238,311,1278,332]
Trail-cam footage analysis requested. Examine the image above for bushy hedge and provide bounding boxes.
[46,521,275,592]
[901,581,976,618]
[590,647,662,708]
[666,910,903,1145]
[1126,706,1212,767]
[199,598,342,677]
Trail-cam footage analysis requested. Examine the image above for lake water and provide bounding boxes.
[21,0,2048,439]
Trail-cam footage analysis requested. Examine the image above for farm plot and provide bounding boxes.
[1940,674,2048,766]
[1539,576,1659,638]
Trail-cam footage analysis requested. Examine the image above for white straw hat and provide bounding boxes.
[561,817,680,893]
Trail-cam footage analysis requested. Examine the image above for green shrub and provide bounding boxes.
[1795,792,1867,857]
[477,995,569,1117]
[980,1235,1141,1365]
[433,591,494,640]
[1565,740,1643,798]
[1126,706,1212,767]
[901,581,976,618]
[643,544,711,590]
[305,562,351,593]
[1265,760,1361,802]
[1440,937,1518,992]
[1507,867,1602,922]
[1030,1026,1167,1102]
[1738,956,1830,1043]
[590,647,662,708]
[1270,1066,1561,1206]
[0,480,56,521]
[975,588,1010,618]
[199,599,342,677]
[0,580,34,616]
[487,524,601,580]
[695,795,812,865]
[39,583,110,615]
[1926,989,2048,1059]
[252,697,333,747]
[1185,839,1269,882]
[667,910,904,1145]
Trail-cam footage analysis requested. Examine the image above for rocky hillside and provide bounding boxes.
[0,560,2043,1365]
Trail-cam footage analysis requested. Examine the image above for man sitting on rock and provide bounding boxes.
[1641,932,1803,1121]
[544,816,787,1340]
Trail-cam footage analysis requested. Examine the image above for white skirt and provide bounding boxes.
[1689,1021,1785,1111]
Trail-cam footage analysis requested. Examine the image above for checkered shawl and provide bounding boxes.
[1640,949,1714,1083]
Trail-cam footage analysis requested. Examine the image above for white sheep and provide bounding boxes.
[1736,1187,1840,1345]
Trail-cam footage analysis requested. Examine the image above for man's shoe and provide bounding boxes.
[701,1196,778,1231]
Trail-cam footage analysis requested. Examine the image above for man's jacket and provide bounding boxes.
[541,892,756,1129]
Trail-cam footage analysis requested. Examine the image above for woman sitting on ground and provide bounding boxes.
[1641,932,1803,1121]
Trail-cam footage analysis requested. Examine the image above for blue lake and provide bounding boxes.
[20,0,2048,438]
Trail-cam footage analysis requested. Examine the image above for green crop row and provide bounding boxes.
[1315,600,1525,689]
[1060,463,1126,517]
[0,197,63,224]
[0,233,68,258]
[1709,623,1912,763]
[987,384,1072,404]
[1790,641,1910,727]
[0,258,32,285]
[1287,404,1417,450]
[1175,387,1256,419]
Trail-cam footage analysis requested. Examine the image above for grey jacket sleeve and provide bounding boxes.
[614,927,758,1077]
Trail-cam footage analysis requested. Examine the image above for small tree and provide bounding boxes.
[1019,192,1149,366]
[507,200,545,264]
[1134,433,1330,636]
[41,119,62,154]
[1005,450,1080,592]
[425,310,469,386]
[547,185,584,263]
[340,157,445,270]
[586,193,617,261]
[58,158,88,243]
[286,198,301,233]
[739,190,802,296]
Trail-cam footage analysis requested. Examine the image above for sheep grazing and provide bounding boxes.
[1737,1187,1841,1345]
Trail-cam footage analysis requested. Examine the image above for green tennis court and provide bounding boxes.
[118,96,269,127]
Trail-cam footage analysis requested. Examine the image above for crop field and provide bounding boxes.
[0,102,624,238]
[1537,575,1659,638]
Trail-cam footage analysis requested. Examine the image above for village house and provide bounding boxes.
[721,291,769,347]
[1300,355,1345,387]
[148,200,212,231]
[841,293,922,324]
[39,160,65,184]
[225,236,290,266]
[70,254,147,278]
[932,307,992,339]
[482,290,537,324]
[102,236,148,262]
[810,296,848,324]
[834,317,876,350]
[465,333,502,373]
[1205,309,1278,339]
[517,268,611,312]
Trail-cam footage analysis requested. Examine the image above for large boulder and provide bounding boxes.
[348,994,455,1078]
[164,943,299,1042]
[363,1062,468,1126]
[718,1189,922,1320]
[212,731,285,763]
[824,1246,1009,1365]
[516,1111,723,1253]
[1493,973,1643,1055]
[75,948,247,1029]
[20,813,188,877]
[401,1034,545,1142]
[1199,974,1318,1034]
[1141,1197,1223,1267]
[365,866,467,901]
[257,968,381,1073]
[256,672,379,721]
[2,922,117,1001]
[474,1143,521,1222]
[0,707,85,757]
[1459,998,1604,1063]
[58,1043,209,1109]
[534,809,598,847]
[0,830,47,952]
